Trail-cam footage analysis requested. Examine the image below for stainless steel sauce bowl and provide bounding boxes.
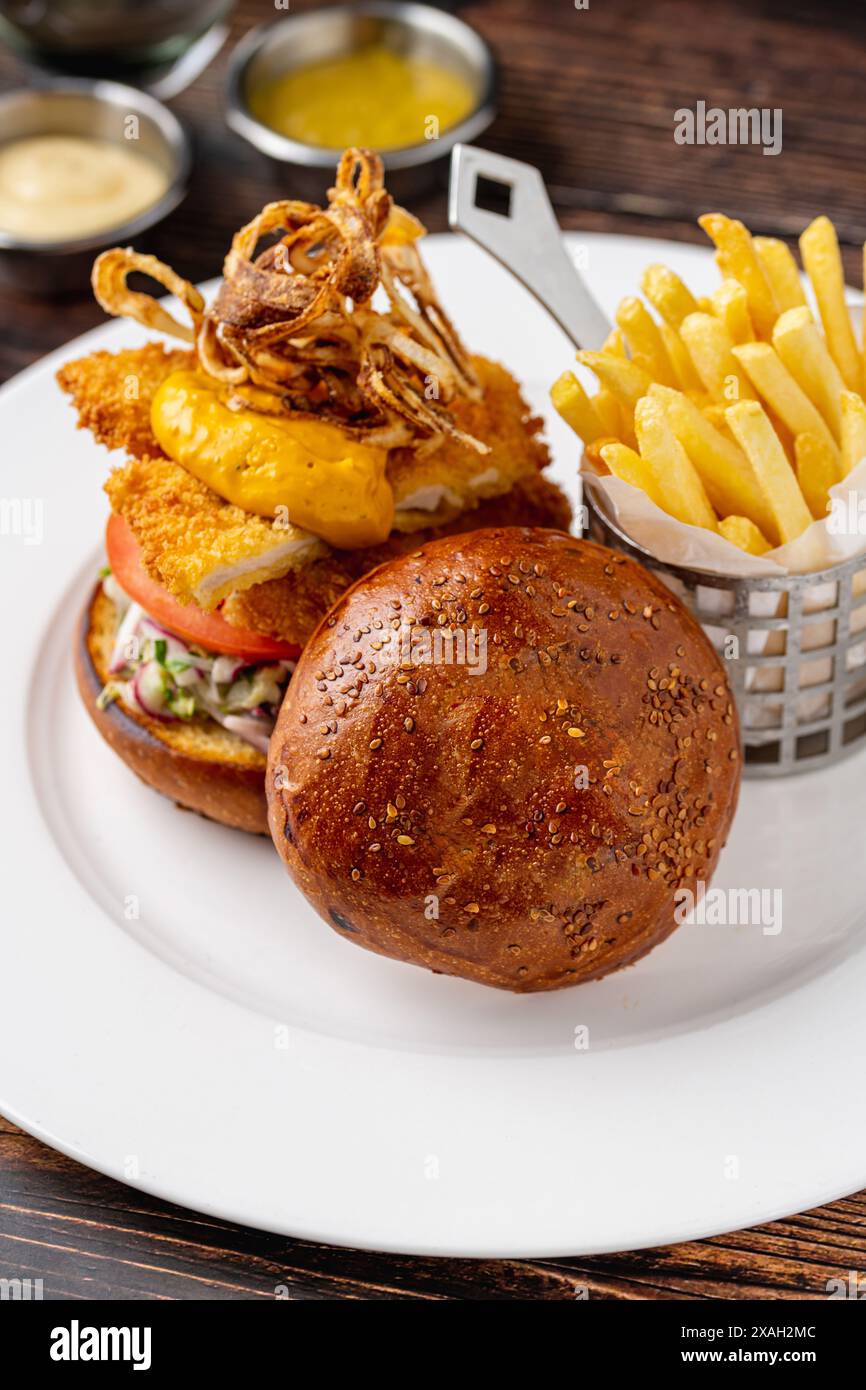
[0,80,191,295]
[226,2,497,201]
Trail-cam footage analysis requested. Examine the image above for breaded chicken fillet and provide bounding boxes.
[59,345,571,647]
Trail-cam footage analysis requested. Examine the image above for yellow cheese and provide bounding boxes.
[150,371,394,549]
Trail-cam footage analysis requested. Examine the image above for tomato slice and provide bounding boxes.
[105,514,301,662]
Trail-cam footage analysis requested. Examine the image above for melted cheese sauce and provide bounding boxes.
[151,371,394,550]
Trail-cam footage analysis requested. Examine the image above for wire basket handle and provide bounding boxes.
[448,143,611,351]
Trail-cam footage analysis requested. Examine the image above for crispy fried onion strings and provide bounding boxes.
[92,249,205,344]
[91,149,487,453]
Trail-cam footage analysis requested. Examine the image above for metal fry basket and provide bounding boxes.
[585,493,866,777]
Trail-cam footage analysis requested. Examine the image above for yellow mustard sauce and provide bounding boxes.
[0,135,168,242]
[248,45,476,151]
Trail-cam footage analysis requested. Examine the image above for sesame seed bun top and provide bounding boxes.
[267,527,741,991]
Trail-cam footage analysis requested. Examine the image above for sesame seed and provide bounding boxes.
[480,823,497,834]
[470,738,484,750]
[397,835,414,846]
[567,727,584,738]
[369,738,382,750]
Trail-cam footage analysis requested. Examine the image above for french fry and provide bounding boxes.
[584,436,618,472]
[764,407,796,464]
[702,402,738,441]
[699,213,779,338]
[594,386,629,441]
[554,212,862,554]
[550,370,605,446]
[615,296,676,385]
[648,383,778,541]
[679,311,755,403]
[794,432,837,519]
[719,515,772,555]
[576,351,652,436]
[841,390,866,476]
[634,396,718,530]
[731,341,840,466]
[799,216,862,393]
[753,237,807,314]
[772,306,846,443]
[640,264,698,329]
[658,321,704,391]
[711,280,754,344]
[725,401,813,543]
[599,442,665,509]
[601,328,627,357]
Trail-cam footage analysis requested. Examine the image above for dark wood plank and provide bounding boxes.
[3,0,866,381]
[2,0,866,1301]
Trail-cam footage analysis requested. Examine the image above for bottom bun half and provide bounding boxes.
[75,584,269,834]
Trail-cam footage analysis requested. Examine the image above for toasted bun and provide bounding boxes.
[75,585,268,834]
[268,528,741,991]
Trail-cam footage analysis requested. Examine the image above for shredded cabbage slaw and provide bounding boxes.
[97,574,294,753]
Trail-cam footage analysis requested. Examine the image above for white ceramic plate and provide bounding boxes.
[2,233,865,1258]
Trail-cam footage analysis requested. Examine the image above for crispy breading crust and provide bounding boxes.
[57,347,548,508]
[386,358,550,530]
[223,473,573,647]
[57,344,192,459]
[104,453,325,608]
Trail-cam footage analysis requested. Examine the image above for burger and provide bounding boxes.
[268,527,741,990]
[60,150,571,833]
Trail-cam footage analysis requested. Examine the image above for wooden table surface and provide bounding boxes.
[2,0,865,1300]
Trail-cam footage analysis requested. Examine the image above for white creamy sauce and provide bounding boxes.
[0,135,168,241]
